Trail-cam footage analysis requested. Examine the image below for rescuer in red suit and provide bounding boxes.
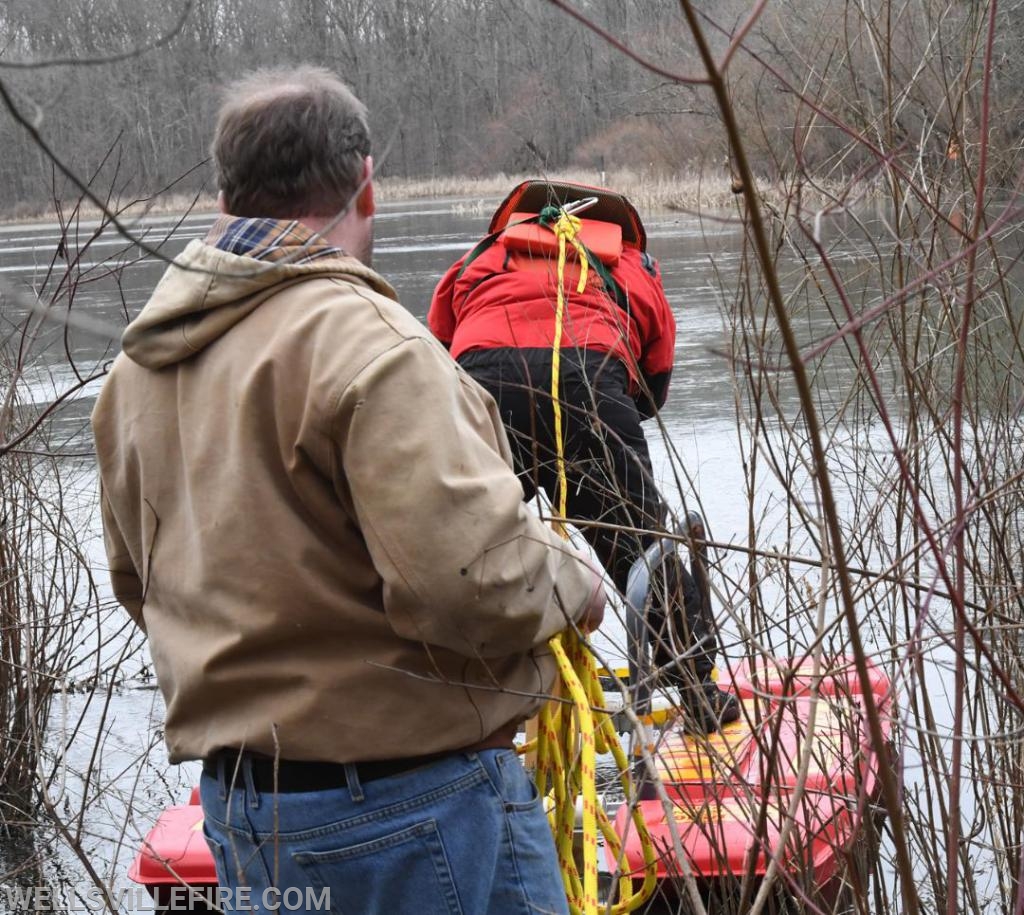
[429,180,739,731]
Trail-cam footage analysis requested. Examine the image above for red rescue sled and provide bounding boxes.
[610,654,893,909]
[128,787,217,910]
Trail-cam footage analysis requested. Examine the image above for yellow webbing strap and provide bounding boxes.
[523,210,658,914]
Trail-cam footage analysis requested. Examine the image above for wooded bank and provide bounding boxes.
[1,0,1021,217]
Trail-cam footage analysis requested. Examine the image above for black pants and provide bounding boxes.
[459,347,717,683]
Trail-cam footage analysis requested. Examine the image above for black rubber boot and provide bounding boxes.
[679,681,741,734]
[649,551,740,734]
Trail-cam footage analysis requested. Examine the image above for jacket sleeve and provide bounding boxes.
[332,337,596,659]
[98,485,147,632]
[623,251,676,419]
[426,257,466,349]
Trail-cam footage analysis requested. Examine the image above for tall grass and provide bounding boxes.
[0,170,865,227]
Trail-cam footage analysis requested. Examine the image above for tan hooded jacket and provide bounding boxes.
[92,239,595,764]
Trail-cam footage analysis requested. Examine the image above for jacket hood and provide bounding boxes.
[121,239,398,369]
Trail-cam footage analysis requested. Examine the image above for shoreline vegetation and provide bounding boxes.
[0,168,869,227]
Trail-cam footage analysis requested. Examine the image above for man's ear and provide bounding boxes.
[216,190,228,215]
[356,156,375,218]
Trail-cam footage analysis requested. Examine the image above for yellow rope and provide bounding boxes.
[528,209,658,914]
[532,638,659,914]
[548,211,587,538]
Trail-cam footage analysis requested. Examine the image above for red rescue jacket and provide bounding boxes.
[428,183,676,415]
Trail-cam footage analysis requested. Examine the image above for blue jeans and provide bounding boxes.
[199,750,569,915]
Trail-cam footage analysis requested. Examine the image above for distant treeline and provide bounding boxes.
[1,0,1021,215]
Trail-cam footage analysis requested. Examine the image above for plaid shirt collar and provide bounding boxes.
[205,216,345,264]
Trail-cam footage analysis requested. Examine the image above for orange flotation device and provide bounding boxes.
[457,179,649,308]
[488,178,648,252]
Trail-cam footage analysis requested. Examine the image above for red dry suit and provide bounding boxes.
[428,183,736,730]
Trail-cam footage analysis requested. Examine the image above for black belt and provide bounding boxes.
[202,750,447,793]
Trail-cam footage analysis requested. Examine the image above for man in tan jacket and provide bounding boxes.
[92,66,603,915]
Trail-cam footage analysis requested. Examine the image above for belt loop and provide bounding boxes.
[243,755,261,810]
[344,763,364,802]
[216,754,228,803]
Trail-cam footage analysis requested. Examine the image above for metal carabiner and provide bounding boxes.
[560,196,599,217]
